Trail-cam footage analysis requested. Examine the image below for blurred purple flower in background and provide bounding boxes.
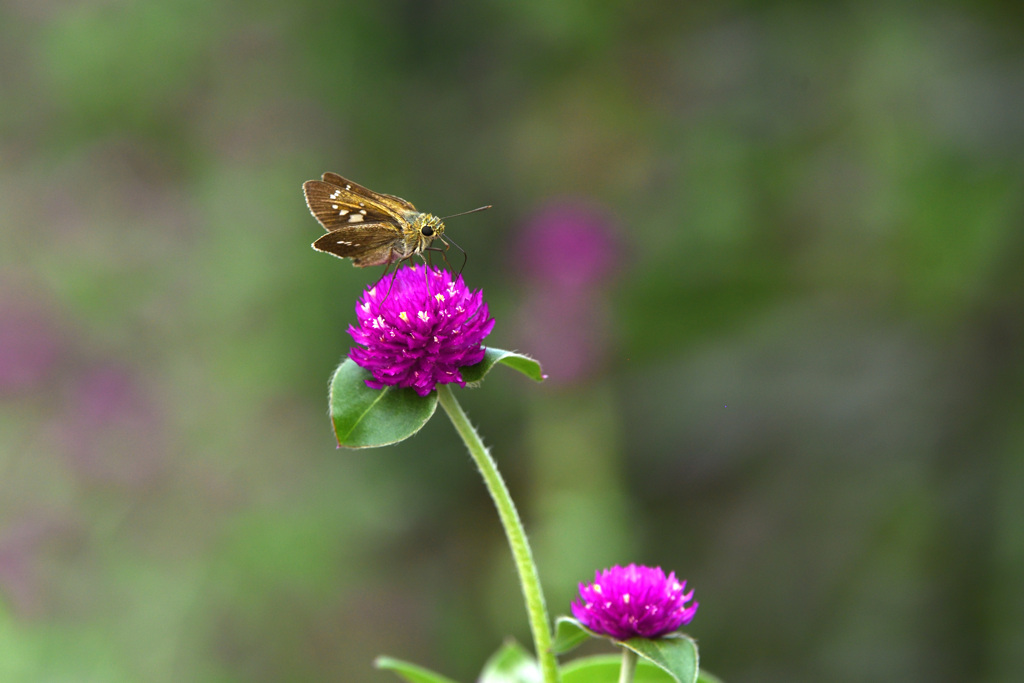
[519,203,619,289]
[516,202,620,384]
[0,293,63,395]
[59,364,167,488]
[348,265,494,396]
[572,564,698,640]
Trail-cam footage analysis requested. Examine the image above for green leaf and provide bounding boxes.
[696,670,723,683]
[621,635,699,683]
[374,656,462,683]
[478,640,542,683]
[551,616,591,655]
[560,654,675,683]
[551,619,701,683]
[462,347,545,386]
[329,358,438,448]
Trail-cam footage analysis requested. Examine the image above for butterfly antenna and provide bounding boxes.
[439,205,491,220]
[431,206,486,275]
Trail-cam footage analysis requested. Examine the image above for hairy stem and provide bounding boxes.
[437,384,559,683]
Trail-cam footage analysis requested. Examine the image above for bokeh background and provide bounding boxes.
[2,1,1023,681]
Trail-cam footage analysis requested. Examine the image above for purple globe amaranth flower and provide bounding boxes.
[348,265,494,397]
[572,564,698,640]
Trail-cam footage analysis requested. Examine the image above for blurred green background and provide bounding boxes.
[2,1,1023,681]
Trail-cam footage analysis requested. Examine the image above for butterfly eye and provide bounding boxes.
[421,226,434,237]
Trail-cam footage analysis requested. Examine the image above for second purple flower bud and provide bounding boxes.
[571,564,698,640]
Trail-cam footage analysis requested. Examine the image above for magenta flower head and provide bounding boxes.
[572,564,698,640]
[348,265,495,397]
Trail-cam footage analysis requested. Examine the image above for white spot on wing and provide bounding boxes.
[360,209,367,215]
[331,204,338,209]
[348,214,364,222]
[339,209,349,215]
[345,184,352,190]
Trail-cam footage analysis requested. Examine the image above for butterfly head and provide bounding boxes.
[412,213,445,250]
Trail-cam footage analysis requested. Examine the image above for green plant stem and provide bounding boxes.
[437,384,560,683]
[619,647,638,683]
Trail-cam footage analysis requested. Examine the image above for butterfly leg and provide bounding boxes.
[436,236,468,275]
[377,255,405,304]
[411,252,435,290]
[424,246,455,273]
[373,259,394,290]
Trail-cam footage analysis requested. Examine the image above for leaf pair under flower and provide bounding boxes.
[330,347,544,448]
[378,636,718,683]
[553,617,700,683]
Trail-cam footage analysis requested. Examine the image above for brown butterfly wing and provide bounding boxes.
[350,245,403,268]
[303,179,406,232]
[319,173,418,215]
[312,223,402,266]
